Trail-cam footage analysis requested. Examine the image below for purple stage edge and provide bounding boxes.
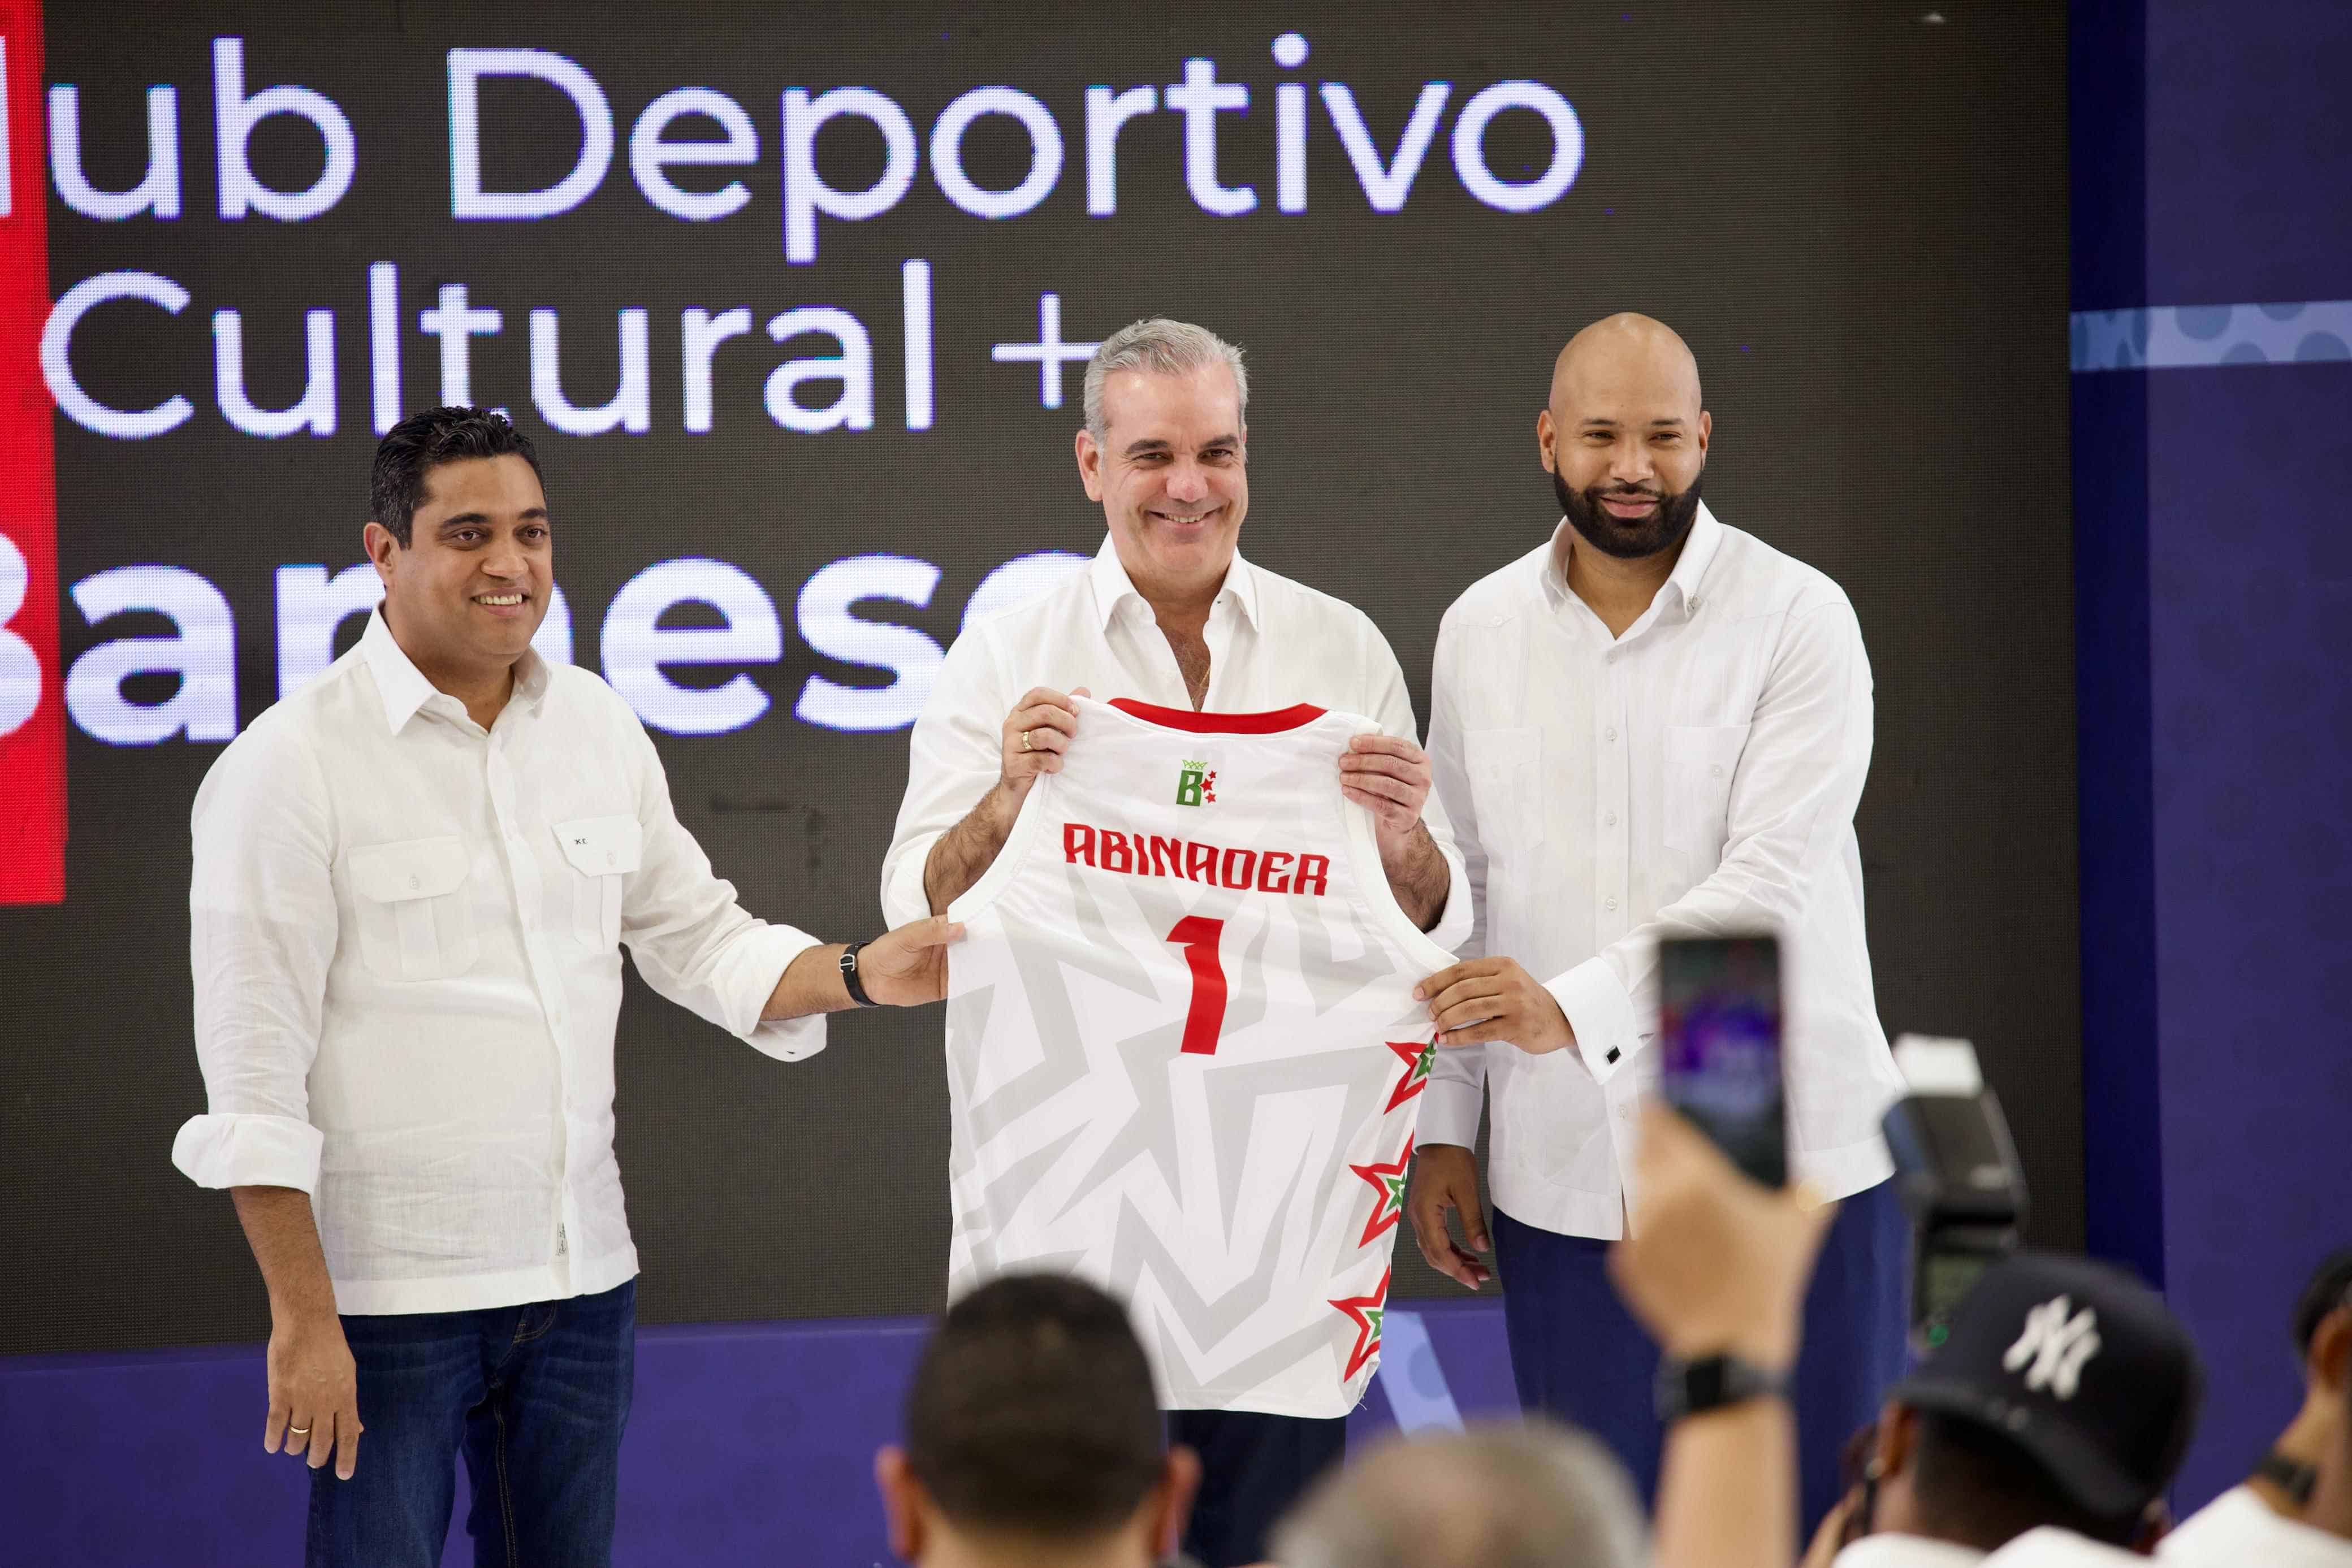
[0,1300,1512,1566]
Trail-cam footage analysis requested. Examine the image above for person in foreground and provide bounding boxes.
[875,1274,1201,1568]
[172,408,958,1567]
[1799,1249,2202,1567]
[2160,1249,2352,1565]
[1272,1419,1646,1568]
[1603,1107,2203,1568]
[881,318,1472,1568]
[1411,311,1908,1525]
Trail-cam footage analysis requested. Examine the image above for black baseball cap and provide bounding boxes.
[1890,1252,2204,1522]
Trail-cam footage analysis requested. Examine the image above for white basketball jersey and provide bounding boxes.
[945,696,1458,1418]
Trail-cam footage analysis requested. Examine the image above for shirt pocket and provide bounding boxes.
[1462,727,1546,864]
[1663,723,1751,859]
[347,836,480,982]
[552,814,644,950]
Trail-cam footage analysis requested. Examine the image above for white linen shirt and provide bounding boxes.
[2161,1485,2352,1567]
[881,534,1471,952]
[172,609,824,1315]
[1423,504,1905,1236]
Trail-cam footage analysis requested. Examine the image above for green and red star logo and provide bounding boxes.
[1350,1135,1415,1247]
[1331,1267,1391,1381]
[1382,1039,1435,1114]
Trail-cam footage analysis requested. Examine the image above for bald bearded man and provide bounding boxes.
[1408,315,1909,1530]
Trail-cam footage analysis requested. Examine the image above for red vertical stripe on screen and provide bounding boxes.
[0,0,62,904]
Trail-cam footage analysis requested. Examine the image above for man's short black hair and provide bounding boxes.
[2292,1250,2352,1359]
[904,1274,1165,1539]
[370,406,541,547]
[1909,1411,2139,1549]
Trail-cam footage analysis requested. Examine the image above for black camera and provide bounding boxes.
[1880,1036,2029,1354]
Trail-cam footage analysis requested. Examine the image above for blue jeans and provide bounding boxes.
[306,1279,635,1568]
[1494,1179,1909,1537]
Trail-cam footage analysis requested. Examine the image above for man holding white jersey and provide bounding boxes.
[883,318,1471,1568]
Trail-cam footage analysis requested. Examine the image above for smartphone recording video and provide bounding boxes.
[1657,933,1788,1188]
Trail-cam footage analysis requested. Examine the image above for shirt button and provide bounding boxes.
[1605,812,1618,828]
[1605,896,1618,912]
[1604,727,1618,742]
[1711,764,1724,778]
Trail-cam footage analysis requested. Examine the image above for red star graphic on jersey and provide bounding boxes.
[1331,1267,1391,1381]
[1382,1039,1436,1114]
[1350,1135,1415,1247]
[1201,770,1216,804]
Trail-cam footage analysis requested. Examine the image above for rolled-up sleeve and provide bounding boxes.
[880,625,1013,928]
[1359,615,1473,956]
[174,725,335,1192]
[1418,611,1489,1148]
[616,712,827,1061]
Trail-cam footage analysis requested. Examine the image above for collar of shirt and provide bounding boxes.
[1538,500,1728,633]
[360,604,551,733]
[1835,1534,1988,1568]
[1086,532,1261,633]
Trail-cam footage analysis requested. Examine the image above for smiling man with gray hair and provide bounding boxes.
[881,317,1473,1567]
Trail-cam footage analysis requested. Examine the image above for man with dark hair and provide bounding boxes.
[2161,1249,2352,1565]
[172,407,961,1567]
[1813,1253,2203,1566]
[876,1275,1200,1568]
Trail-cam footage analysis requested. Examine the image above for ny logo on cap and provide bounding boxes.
[2004,1294,2103,1400]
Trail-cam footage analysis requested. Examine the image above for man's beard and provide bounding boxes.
[1554,467,1704,560]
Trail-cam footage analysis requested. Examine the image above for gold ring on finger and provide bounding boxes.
[1021,730,1033,752]
[287,1424,312,1437]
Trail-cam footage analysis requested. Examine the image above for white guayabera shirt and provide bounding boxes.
[881,534,1473,951]
[173,609,824,1315]
[1424,505,1907,1236]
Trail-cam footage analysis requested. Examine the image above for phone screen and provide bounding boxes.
[1657,934,1787,1188]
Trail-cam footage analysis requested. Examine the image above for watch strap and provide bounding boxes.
[839,941,879,1007]
[1655,1353,1790,1423]
[2253,1448,2319,1506]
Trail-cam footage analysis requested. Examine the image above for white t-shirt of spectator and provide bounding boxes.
[1834,1527,2145,1567]
[2161,1485,2352,1566]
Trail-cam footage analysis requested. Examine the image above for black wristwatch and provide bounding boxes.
[2254,1448,2319,1506]
[839,941,880,1007]
[1655,1353,1790,1423]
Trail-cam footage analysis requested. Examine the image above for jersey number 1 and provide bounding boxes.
[1167,916,1227,1056]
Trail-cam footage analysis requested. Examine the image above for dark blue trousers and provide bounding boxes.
[1169,1409,1348,1568]
[306,1278,637,1568]
[1493,1179,1908,1536]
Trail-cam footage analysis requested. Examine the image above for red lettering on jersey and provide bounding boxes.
[1149,834,1183,878]
[1062,823,1326,898]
